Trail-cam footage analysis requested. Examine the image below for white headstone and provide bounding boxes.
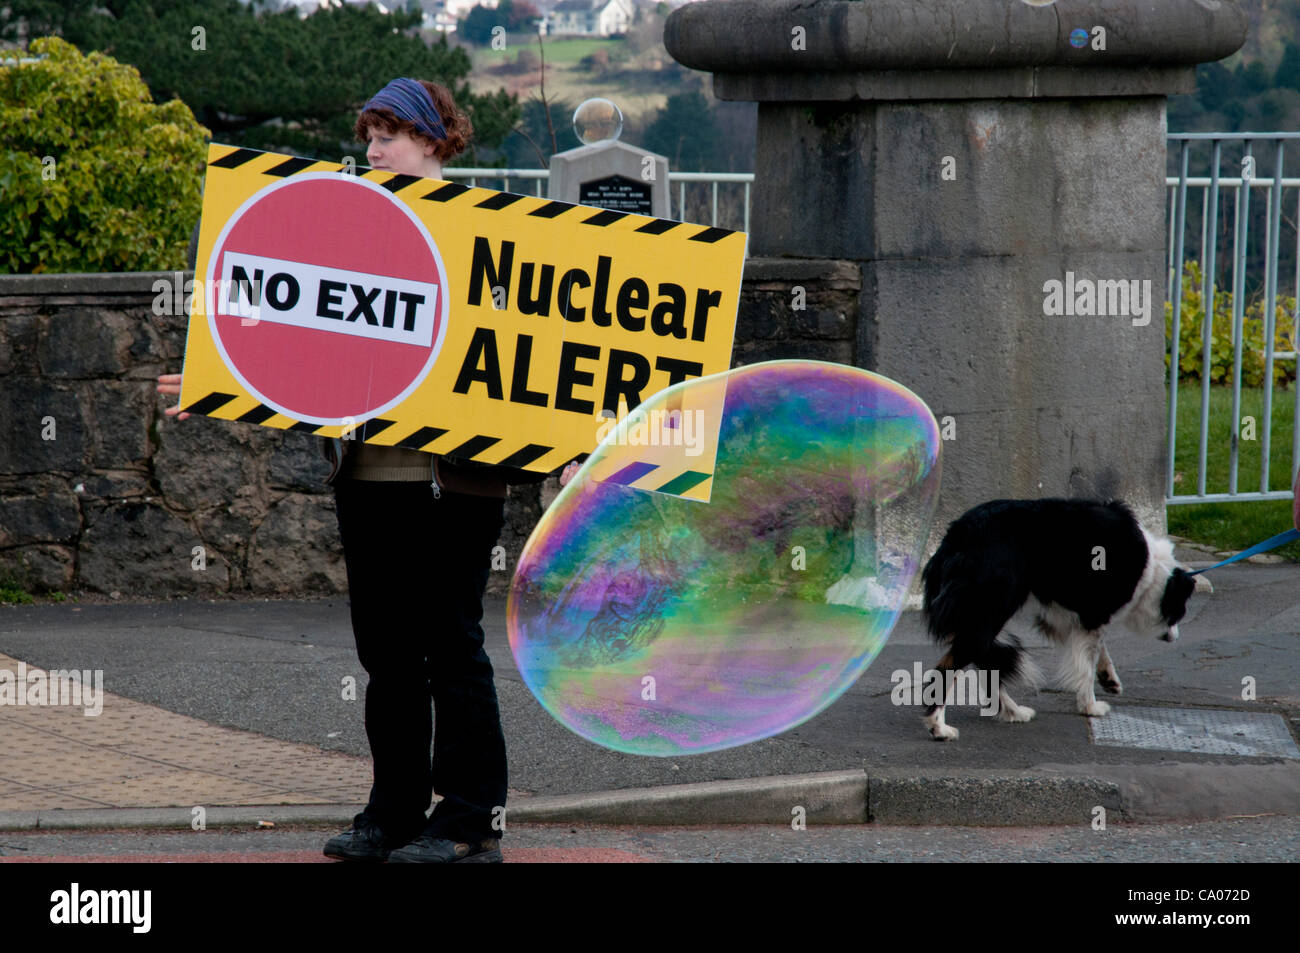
[549,140,670,219]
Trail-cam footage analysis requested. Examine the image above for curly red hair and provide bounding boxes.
[354,80,472,162]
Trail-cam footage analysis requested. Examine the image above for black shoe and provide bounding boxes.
[323,816,406,862]
[387,835,503,864]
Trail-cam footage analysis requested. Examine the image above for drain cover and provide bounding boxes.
[1089,706,1300,758]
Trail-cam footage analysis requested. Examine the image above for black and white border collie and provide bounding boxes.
[919,498,1203,741]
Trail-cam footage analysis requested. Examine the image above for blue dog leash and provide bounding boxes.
[1187,528,1300,575]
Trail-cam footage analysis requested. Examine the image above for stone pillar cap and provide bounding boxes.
[665,0,1246,73]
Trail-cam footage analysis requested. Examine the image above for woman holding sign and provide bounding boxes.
[159,78,568,864]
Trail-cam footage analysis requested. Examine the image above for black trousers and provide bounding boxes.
[333,478,508,843]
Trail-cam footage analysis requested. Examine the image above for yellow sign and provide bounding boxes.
[180,145,746,497]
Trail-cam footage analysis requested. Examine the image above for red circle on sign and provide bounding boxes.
[207,173,447,424]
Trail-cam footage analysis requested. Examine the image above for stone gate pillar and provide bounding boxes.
[666,0,1246,534]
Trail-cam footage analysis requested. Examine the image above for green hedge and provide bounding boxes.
[1165,260,1297,389]
[0,37,208,274]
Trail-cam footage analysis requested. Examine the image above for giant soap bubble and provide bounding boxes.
[572,98,623,145]
[508,360,941,755]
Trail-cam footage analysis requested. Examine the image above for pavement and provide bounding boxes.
[0,538,1297,836]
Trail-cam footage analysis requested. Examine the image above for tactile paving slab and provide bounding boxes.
[1089,706,1300,758]
[0,653,373,809]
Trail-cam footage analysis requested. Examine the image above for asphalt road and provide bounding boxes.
[0,816,1295,862]
[0,558,1297,801]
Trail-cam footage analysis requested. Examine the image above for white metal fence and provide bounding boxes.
[441,168,754,232]
[446,147,1297,510]
[1165,132,1300,507]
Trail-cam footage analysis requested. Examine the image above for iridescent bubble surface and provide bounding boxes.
[1069,28,1090,47]
[508,361,941,756]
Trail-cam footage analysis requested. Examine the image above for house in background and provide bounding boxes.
[416,0,501,31]
[546,0,634,37]
[275,0,397,14]
[417,0,501,33]
[270,0,500,30]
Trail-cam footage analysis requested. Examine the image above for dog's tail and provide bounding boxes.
[923,533,1027,636]
[982,636,1043,690]
[922,544,981,642]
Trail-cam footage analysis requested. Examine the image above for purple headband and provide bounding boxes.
[362,78,447,141]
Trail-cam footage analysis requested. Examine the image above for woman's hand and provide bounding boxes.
[559,461,581,487]
[156,373,190,421]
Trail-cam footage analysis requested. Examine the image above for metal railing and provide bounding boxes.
[1165,132,1300,507]
[444,147,1296,509]
[441,167,754,232]
[441,168,549,196]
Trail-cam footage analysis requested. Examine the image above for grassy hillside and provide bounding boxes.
[447,0,1300,172]
[1235,0,1300,68]
[462,33,694,130]
[1162,0,1300,132]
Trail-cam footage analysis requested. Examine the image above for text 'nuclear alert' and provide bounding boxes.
[218,251,439,347]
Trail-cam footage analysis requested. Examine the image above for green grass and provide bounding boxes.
[0,577,34,605]
[1168,383,1300,560]
[465,36,680,130]
[532,37,624,64]
[0,571,68,606]
[470,36,623,70]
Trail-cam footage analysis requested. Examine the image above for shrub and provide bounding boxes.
[1165,260,1297,388]
[0,36,209,274]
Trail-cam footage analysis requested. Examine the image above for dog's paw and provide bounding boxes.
[1081,700,1111,717]
[999,705,1035,723]
[1099,673,1123,695]
[930,724,959,741]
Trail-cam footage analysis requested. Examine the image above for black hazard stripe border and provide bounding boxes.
[178,389,708,488]
[208,147,742,244]
[391,174,740,244]
[179,390,564,470]
[604,459,713,497]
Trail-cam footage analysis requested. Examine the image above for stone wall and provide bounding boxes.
[0,265,857,598]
